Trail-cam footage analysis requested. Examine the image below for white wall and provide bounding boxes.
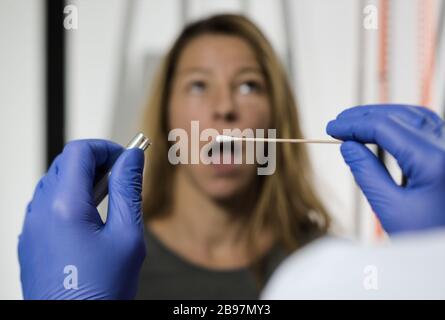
[0,0,44,299]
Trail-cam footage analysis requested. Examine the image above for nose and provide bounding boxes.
[213,85,238,123]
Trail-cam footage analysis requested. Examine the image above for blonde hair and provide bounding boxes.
[141,14,330,259]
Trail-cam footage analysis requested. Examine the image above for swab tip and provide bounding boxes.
[215,135,234,143]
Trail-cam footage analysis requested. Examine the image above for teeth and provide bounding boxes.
[207,140,235,158]
[206,135,241,160]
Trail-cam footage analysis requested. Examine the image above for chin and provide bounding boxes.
[206,185,242,201]
[187,164,258,201]
[203,176,253,202]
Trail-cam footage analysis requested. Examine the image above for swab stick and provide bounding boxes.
[215,135,342,144]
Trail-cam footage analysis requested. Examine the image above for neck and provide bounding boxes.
[149,168,273,268]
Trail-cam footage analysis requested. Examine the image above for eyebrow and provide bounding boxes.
[176,66,263,77]
[176,67,211,76]
[236,67,263,76]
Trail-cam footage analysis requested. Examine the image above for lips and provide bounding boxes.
[202,138,242,174]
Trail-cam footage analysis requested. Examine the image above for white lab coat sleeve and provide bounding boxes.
[261,230,445,299]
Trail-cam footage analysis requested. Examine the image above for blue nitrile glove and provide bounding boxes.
[327,104,445,235]
[18,140,146,299]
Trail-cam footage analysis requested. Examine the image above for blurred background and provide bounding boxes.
[1,0,444,299]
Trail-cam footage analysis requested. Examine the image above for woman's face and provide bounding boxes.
[168,34,271,201]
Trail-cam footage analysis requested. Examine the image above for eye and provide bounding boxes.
[238,80,263,95]
[188,80,207,94]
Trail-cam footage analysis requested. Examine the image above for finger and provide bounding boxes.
[58,140,124,199]
[340,141,398,231]
[106,148,145,232]
[28,154,62,207]
[336,104,442,130]
[327,112,432,177]
[340,141,398,196]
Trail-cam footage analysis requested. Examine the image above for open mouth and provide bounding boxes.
[202,137,244,166]
[208,140,236,158]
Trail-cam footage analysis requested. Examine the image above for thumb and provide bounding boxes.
[107,148,145,230]
[340,141,398,215]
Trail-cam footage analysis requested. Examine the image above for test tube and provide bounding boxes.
[93,132,151,207]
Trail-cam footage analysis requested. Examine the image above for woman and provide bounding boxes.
[136,14,330,299]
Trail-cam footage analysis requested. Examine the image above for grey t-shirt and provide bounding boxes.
[136,226,287,300]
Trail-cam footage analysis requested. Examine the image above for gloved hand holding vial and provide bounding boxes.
[18,134,150,299]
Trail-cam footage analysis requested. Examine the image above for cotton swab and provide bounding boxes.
[215,135,342,144]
